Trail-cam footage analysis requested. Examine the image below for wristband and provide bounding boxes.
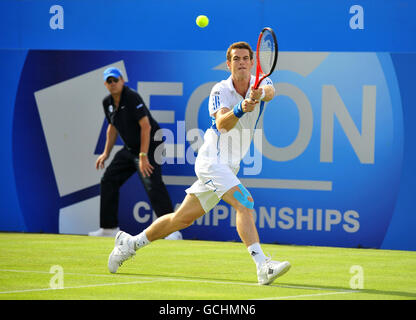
[233,101,245,118]
[139,152,147,157]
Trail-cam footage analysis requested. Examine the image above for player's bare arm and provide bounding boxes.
[215,98,257,132]
[96,124,118,169]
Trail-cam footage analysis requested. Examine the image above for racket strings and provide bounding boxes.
[259,31,276,75]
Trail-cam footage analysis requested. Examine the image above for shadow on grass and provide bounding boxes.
[275,282,416,299]
[115,271,258,286]
[115,272,416,299]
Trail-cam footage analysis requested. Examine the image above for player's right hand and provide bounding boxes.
[95,153,109,170]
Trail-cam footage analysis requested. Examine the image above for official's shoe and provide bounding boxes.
[164,231,183,240]
[257,259,291,285]
[88,227,120,237]
[108,231,135,273]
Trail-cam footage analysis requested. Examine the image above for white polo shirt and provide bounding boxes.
[185,74,273,212]
[199,74,273,167]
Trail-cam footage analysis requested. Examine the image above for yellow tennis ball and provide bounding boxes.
[196,15,209,28]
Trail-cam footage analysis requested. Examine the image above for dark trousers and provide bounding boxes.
[100,146,173,228]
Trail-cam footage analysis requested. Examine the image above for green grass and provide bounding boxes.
[0,232,415,300]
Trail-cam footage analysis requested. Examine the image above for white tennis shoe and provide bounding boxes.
[108,231,135,273]
[257,259,291,285]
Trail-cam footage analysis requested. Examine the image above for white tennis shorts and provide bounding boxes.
[185,158,241,213]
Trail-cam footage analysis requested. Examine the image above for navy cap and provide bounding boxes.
[103,67,122,81]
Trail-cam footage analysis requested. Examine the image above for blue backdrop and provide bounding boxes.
[1,0,415,250]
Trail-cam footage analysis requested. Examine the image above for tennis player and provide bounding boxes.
[107,42,291,285]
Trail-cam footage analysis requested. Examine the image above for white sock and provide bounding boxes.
[130,231,150,251]
[247,243,267,267]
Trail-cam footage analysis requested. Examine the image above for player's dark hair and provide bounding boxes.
[226,42,254,61]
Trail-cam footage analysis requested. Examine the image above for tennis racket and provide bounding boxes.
[253,27,278,89]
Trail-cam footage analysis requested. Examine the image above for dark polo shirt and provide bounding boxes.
[102,85,161,153]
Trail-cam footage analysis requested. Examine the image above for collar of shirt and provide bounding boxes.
[110,85,127,109]
[225,75,256,98]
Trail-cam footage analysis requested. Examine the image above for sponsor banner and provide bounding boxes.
[3,49,414,249]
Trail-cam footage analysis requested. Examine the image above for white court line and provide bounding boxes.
[273,283,357,292]
[0,269,259,287]
[254,283,359,300]
[0,269,262,293]
[0,279,169,295]
[255,290,356,300]
[0,268,156,280]
[0,269,360,299]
